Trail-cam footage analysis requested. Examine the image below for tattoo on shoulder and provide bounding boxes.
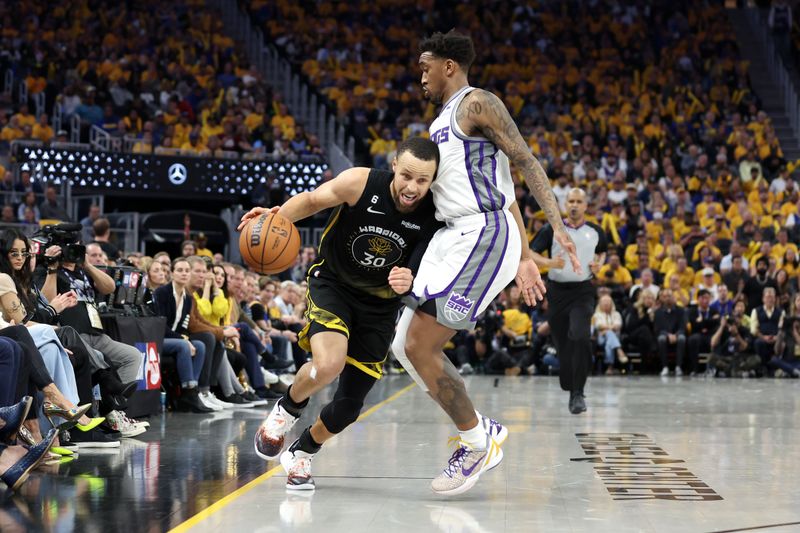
[457,89,565,231]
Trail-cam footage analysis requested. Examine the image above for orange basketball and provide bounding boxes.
[238,213,301,274]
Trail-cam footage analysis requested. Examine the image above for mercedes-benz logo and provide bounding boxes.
[168,163,188,185]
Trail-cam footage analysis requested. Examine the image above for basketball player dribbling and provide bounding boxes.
[239,137,467,490]
[391,31,581,495]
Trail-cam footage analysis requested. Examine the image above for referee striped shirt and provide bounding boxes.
[531,221,607,283]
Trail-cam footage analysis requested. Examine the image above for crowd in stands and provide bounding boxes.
[241,0,800,379]
[246,1,785,170]
[0,218,320,489]
[0,0,321,160]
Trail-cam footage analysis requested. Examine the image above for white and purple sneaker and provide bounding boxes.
[430,432,504,496]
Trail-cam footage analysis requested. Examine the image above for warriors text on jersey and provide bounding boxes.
[428,86,515,222]
[316,169,437,299]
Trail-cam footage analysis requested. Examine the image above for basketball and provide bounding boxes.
[238,212,301,274]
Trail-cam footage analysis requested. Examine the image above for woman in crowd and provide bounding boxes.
[153,252,172,283]
[207,265,273,398]
[0,230,115,445]
[151,257,211,413]
[165,257,259,408]
[592,294,628,374]
[0,231,104,435]
[624,289,658,366]
[781,249,799,278]
[774,268,792,310]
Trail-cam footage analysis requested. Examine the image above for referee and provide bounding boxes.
[531,188,607,414]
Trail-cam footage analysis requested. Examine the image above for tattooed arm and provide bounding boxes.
[0,291,28,324]
[456,89,581,274]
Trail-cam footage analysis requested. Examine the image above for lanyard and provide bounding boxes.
[61,267,96,302]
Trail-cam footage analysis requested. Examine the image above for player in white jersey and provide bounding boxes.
[391,30,581,496]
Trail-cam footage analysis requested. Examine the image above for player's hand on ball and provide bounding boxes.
[388,266,413,294]
[516,258,546,307]
[554,229,582,275]
[237,206,281,231]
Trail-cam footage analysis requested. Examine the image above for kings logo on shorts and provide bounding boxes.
[443,292,474,322]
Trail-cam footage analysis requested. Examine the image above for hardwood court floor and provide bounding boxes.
[2,375,799,533]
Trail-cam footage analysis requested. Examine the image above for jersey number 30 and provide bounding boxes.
[359,252,386,267]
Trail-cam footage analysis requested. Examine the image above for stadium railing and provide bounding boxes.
[745,8,800,142]
[207,0,355,167]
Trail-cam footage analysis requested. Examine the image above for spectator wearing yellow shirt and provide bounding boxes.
[12,105,36,129]
[0,116,23,143]
[624,231,664,272]
[709,216,733,241]
[659,244,685,276]
[32,113,54,143]
[180,132,209,155]
[750,241,776,272]
[693,267,721,302]
[194,233,214,258]
[244,102,267,132]
[369,127,397,168]
[131,130,153,153]
[772,229,798,260]
[173,113,193,147]
[666,257,695,292]
[270,103,295,139]
[781,248,799,277]
[597,253,633,292]
[666,273,691,308]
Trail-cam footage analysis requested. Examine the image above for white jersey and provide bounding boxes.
[428,86,515,222]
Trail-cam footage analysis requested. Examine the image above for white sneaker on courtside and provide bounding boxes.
[254,400,300,460]
[198,392,223,412]
[208,391,234,409]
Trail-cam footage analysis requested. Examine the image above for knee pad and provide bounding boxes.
[319,396,364,434]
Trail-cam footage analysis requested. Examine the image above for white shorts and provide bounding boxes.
[408,209,521,330]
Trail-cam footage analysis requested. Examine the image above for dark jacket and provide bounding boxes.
[153,284,192,339]
[654,305,687,336]
[688,306,720,336]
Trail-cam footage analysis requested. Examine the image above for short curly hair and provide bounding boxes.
[419,30,475,71]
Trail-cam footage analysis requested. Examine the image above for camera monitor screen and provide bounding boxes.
[98,266,145,308]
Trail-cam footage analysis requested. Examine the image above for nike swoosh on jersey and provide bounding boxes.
[461,229,478,236]
[461,453,487,476]
[367,206,385,215]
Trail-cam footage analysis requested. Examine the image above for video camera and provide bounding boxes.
[30,223,86,265]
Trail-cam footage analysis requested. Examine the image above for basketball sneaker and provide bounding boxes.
[280,439,315,491]
[479,415,508,450]
[431,433,504,496]
[254,400,299,460]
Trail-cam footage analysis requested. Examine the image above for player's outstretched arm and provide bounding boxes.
[460,89,581,274]
[237,167,370,230]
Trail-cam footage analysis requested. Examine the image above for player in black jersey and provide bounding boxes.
[239,137,440,490]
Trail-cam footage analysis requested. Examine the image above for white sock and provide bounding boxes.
[459,421,487,451]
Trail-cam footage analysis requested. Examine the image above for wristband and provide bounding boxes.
[47,268,59,274]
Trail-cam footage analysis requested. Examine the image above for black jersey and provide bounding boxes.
[316,168,438,299]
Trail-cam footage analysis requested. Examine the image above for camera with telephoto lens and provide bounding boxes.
[30,223,86,265]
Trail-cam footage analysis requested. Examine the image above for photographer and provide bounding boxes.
[35,226,145,412]
[708,310,757,378]
[472,299,504,374]
[485,286,536,376]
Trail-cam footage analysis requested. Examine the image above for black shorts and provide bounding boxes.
[299,267,400,379]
